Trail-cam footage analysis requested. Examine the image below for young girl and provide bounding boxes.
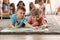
[2,0,10,13]
[17,1,25,8]
[29,2,36,11]
[27,8,48,30]
[0,0,2,20]
[10,3,15,15]
[38,1,45,18]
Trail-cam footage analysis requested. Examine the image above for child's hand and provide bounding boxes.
[15,26,20,28]
[42,24,48,29]
[32,26,39,30]
[32,21,39,26]
[12,26,20,28]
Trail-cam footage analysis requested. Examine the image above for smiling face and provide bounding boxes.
[32,15,40,21]
[16,9,25,19]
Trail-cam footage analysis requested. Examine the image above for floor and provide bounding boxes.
[0,35,60,40]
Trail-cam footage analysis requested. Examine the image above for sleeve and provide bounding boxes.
[27,16,32,23]
[23,17,27,23]
[10,15,14,23]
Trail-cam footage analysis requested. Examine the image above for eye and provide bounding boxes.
[20,12,22,14]
[33,16,35,18]
[37,16,39,18]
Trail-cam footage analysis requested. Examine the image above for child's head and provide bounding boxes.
[38,0,43,5]
[3,0,9,5]
[29,2,35,11]
[31,8,41,21]
[16,6,26,19]
[17,1,25,7]
[10,3,15,10]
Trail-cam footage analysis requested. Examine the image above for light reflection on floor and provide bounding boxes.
[0,35,60,40]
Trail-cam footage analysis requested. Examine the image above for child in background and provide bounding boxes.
[17,1,25,8]
[29,2,35,11]
[38,0,45,18]
[25,2,36,19]
[10,3,15,15]
[2,0,10,17]
[10,6,38,29]
[0,0,2,20]
[27,8,48,31]
[2,0,10,13]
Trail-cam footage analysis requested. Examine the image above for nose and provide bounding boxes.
[34,18,37,20]
[21,13,24,16]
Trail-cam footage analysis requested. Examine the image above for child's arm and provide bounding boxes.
[10,22,15,28]
[32,21,39,27]
[24,21,38,29]
[10,22,20,28]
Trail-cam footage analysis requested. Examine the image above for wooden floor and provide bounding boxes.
[0,35,60,40]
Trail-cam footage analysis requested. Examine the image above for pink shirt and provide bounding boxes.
[27,16,43,26]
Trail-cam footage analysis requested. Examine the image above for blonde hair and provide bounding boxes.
[31,8,41,16]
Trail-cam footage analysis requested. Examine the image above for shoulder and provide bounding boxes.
[11,14,16,17]
[27,16,33,21]
[10,14,16,18]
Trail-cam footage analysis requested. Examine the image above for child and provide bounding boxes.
[0,0,2,20]
[10,6,38,29]
[27,8,48,30]
[29,2,35,11]
[17,1,25,8]
[10,3,15,15]
[2,0,10,13]
[38,1,45,17]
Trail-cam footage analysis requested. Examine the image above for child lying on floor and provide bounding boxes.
[27,8,48,30]
[10,6,38,29]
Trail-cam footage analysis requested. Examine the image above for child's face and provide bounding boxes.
[32,15,39,21]
[38,2,43,5]
[31,4,35,8]
[10,7,14,10]
[4,0,9,4]
[19,3,23,6]
[16,9,25,19]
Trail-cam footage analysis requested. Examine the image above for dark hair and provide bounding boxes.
[17,6,26,11]
[29,2,33,11]
[31,8,41,16]
[17,1,25,7]
[38,0,42,3]
[10,3,15,14]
